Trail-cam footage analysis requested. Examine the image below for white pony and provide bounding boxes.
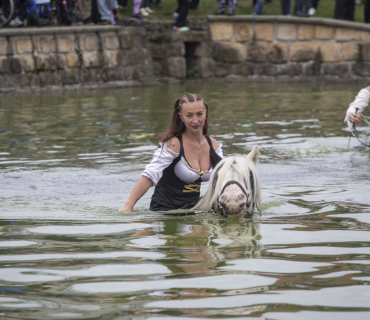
[193,146,261,218]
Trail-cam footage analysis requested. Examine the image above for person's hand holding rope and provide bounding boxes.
[348,112,362,124]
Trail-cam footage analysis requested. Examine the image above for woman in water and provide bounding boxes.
[119,93,224,212]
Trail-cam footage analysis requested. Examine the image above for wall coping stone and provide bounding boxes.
[207,15,370,32]
[0,25,122,37]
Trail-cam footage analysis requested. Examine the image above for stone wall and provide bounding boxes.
[0,26,153,92]
[2,16,370,92]
[202,16,370,80]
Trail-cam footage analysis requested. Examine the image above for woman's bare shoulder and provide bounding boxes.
[165,136,181,153]
[209,136,220,150]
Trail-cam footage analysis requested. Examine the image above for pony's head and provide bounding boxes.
[193,146,261,218]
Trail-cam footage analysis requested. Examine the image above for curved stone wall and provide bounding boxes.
[202,16,370,80]
[1,16,370,92]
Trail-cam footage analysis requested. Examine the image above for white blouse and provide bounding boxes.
[142,142,224,186]
[345,88,370,130]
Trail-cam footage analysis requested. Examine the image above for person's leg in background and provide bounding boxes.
[189,0,199,10]
[215,0,227,14]
[174,0,189,30]
[252,0,264,15]
[228,0,237,15]
[365,0,370,23]
[281,0,291,15]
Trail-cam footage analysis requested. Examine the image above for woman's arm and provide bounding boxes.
[346,86,370,124]
[118,176,153,212]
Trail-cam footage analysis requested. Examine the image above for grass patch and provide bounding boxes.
[120,0,369,23]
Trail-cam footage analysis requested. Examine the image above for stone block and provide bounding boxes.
[149,42,167,59]
[118,29,134,49]
[152,61,163,75]
[0,37,8,55]
[102,34,120,50]
[168,41,185,57]
[214,42,246,63]
[320,43,343,62]
[280,64,302,77]
[298,24,314,40]
[39,71,53,87]
[35,37,51,54]
[353,63,370,76]
[52,71,62,86]
[35,55,51,71]
[82,35,99,51]
[194,42,213,57]
[0,74,20,88]
[167,57,186,78]
[255,64,278,76]
[336,28,360,41]
[323,63,350,77]
[344,43,359,61]
[255,23,274,41]
[233,63,254,76]
[56,54,66,70]
[198,58,215,78]
[20,73,32,87]
[210,23,233,41]
[214,62,231,77]
[361,43,370,61]
[104,51,120,66]
[290,42,319,61]
[14,38,33,54]
[235,23,252,42]
[0,57,11,74]
[61,69,80,85]
[124,65,140,80]
[247,42,269,62]
[66,53,80,68]
[106,66,125,81]
[277,23,297,41]
[82,52,101,68]
[57,37,74,53]
[315,26,334,40]
[19,56,35,72]
[361,31,370,42]
[80,69,100,84]
[11,58,22,73]
[303,61,321,77]
[130,47,144,65]
[269,43,288,64]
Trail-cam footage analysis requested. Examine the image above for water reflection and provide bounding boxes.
[1,83,370,318]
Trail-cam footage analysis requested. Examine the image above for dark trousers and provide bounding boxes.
[189,0,199,10]
[334,0,355,21]
[175,0,189,27]
[366,0,370,23]
[311,0,319,9]
[281,0,290,15]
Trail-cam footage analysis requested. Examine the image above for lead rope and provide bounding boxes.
[351,108,370,148]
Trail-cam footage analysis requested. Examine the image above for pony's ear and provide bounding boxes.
[246,146,259,165]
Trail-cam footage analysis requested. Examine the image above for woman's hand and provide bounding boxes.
[348,112,362,124]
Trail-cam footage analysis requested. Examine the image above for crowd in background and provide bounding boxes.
[2,0,370,31]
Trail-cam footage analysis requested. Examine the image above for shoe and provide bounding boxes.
[173,12,179,19]
[173,26,189,32]
[140,8,149,16]
[214,10,225,15]
[131,13,147,21]
[228,10,235,16]
[99,19,111,25]
[8,16,23,27]
[67,11,84,23]
[308,7,316,16]
[145,7,154,13]
[28,15,53,26]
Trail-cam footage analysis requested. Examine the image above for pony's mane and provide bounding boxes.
[193,156,261,212]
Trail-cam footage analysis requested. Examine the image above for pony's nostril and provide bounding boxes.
[219,194,227,202]
[238,193,246,201]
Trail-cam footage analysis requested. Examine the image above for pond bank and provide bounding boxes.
[1,15,370,94]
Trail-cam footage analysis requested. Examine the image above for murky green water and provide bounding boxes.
[1,82,370,319]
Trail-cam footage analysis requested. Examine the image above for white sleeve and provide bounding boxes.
[215,143,224,158]
[345,88,370,130]
[141,143,178,186]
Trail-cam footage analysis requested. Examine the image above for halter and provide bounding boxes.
[212,172,256,217]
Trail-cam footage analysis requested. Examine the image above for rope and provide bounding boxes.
[351,109,370,148]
